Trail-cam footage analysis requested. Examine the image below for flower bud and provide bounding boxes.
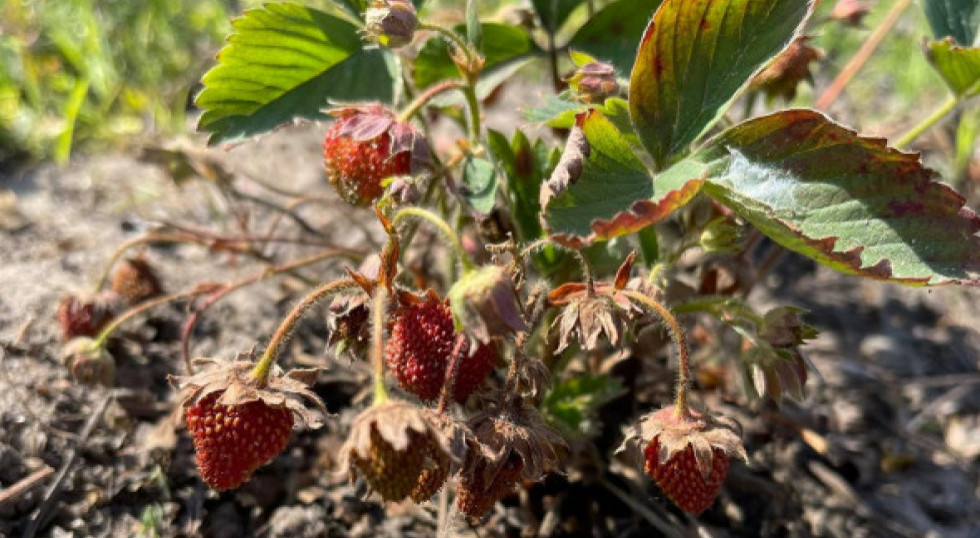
[448,265,527,343]
[699,217,740,253]
[567,61,619,104]
[364,0,417,48]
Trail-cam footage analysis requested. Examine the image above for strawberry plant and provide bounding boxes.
[57,0,980,533]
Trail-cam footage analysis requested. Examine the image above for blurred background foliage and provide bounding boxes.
[0,0,259,164]
[0,0,974,188]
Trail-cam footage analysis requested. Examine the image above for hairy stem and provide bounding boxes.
[392,206,475,273]
[623,290,690,414]
[181,249,357,374]
[398,80,468,123]
[93,290,204,348]
[370,287,389,404]
[894,95,959,149]
[251,278,358,384]
[437,334,468,413]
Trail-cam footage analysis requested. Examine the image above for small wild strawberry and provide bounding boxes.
[341,400,461,502]
[110,256,163,305]
[185,391,294,490]
[171,355,327,491]
[56,291,121,341]
[322,104,428,206]
[385,294,497,402]
[623,406,746,515]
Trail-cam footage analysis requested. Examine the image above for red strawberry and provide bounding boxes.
[644,437,730,514]
[56,292,120,341]
[385,297,496,402]
[624,406,746,515]
[185,391,294,490]
[322,104,426,206]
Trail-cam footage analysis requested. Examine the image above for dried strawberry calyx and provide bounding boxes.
[621,405,746,482]
[169,353,327,429]
[549,252,640,352]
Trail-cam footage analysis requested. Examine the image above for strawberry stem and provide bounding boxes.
[623,290,690,415]
[182,249,358,374]
[370,286,389,404]
[251,278,358,384]
[437,334,468,413]
[416,22,482,141]
[391,206,476,274]
[94,233,199,291]
[92,289,205,349]
[398,80,468,123]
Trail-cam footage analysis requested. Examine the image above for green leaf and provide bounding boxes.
[531,0,583,34]
[629,0,812,168]
[460,156,498,215]
[543,373,625,436]
[923,0,980,46]
[925,38,980,96]
[567,0,664,72]
[413,23,536,90]
[696,109,980,286]
[488,129,548,241]
[541,109,703,246]
[196,3,396,145]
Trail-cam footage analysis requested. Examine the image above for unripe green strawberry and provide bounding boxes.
[385,297,496,402]
[185,391,294,490]
[351,423,429,501]
[644,436,730,514]
[322,104,427,206]
[342,401,457,502]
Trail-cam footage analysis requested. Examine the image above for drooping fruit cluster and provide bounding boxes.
[385,295,497,402]
[624,405,746,515]
[185,391,294,490]
[341,400,460,502]
[172,355,327,491]
[322,104,427,206]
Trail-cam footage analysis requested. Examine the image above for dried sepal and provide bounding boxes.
[169,353,327,430]
[456,397,567,517]
[621,406,746,482]
[549,253,639,352]
[466,397,567,485]
[750,36,823,101]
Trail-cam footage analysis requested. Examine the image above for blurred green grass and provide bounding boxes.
[0,0,247,164]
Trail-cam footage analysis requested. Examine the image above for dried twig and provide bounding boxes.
[22,392,113,538]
